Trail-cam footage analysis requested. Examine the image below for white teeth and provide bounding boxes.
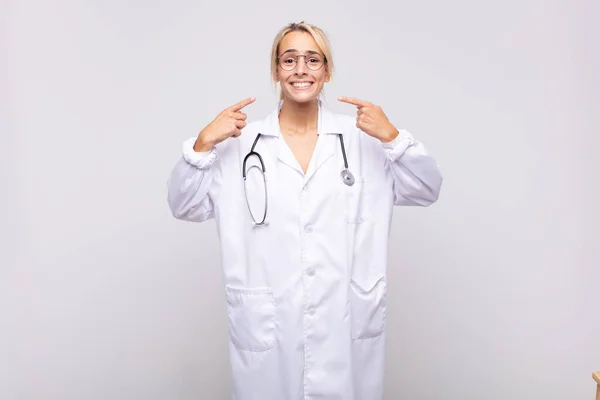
[292,82,312,88]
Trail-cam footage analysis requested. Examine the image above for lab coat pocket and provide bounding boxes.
[225,286,276,352]
[349,275,387,340]
[341,177,367,224]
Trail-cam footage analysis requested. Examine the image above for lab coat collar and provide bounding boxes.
[260,99,340,181]
[260,99,341,137]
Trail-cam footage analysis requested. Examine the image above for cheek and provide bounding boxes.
[279,72,293,84]
[314,72,327,85]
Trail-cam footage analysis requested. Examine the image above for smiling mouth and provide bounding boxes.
[291,82,314,89]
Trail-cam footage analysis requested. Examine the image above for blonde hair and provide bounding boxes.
[270,22,334,100]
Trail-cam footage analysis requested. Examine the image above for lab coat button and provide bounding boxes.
[307,307,316,316]
[306,268,315,276]
[304,224,313,233]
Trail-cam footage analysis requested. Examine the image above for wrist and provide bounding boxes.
[193,135,214,152]
[380,126,399,143]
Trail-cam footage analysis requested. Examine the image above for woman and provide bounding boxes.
[167,21,442,400]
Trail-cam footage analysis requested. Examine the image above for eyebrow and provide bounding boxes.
[280,49,321,55]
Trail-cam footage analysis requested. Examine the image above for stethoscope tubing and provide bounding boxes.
[243,132,354,226]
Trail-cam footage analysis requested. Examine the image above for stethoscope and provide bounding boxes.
[242,132,355,226]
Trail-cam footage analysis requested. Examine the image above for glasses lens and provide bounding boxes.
[306,55,323,70]
[279,56,296,71]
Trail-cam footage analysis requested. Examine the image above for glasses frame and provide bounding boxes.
[277,52,327,71]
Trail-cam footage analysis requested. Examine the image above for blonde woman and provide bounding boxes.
[167,21,442,400]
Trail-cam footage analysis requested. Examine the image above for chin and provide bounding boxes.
[283,91,320,104]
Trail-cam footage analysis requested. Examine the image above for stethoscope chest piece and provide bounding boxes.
[340,168,355,186]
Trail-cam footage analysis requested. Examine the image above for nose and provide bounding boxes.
[295,56,308,75]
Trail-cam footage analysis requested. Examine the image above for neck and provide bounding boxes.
[278,98,319,136]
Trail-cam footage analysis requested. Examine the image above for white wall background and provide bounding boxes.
[3,0,599,399]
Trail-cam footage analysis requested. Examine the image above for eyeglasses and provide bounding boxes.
[277,52,326,71]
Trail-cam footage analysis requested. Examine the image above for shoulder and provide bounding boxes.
[244,119,263,134]
[325,108,381,149]
[213,118,263,157]
[327,109,356,131]
[237,119,263,147]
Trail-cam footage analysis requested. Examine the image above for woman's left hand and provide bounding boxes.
[338,96,399,143]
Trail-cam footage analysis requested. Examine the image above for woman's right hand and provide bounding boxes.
[194,97,256,152]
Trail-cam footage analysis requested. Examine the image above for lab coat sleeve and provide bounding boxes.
[381,130,443,206]
[167,137,223,222]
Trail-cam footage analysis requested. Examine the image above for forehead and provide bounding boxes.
[279,31,321,53]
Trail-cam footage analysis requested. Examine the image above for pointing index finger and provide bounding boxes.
[229,97,256,112]
[338,96,370,108]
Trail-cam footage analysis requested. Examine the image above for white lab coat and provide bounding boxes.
[167,100,442,400]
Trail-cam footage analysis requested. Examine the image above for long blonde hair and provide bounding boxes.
[270,22,334,100]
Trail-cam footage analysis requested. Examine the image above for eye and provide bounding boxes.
[283,58,295,64]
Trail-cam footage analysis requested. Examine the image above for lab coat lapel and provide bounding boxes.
[261,103,304,174]
[277,142,304,175]
[303,104,339,185]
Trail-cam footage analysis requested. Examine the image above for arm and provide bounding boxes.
[381,131,442,206]
[167,137,223,222]
[167,97,255,222]
[337,96,442,207]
